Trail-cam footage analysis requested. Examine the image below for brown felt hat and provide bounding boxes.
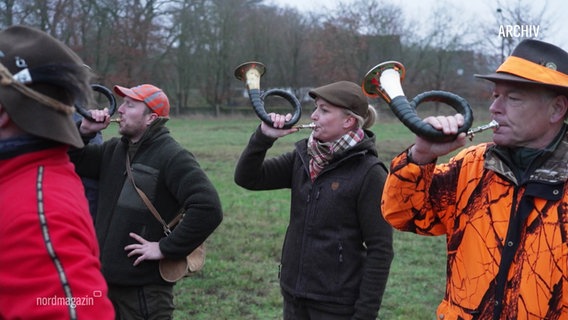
[309,81,369,117]
[475,39,568,96]
[0,25,93,148]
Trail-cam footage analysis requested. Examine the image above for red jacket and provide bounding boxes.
[0,145,114,319]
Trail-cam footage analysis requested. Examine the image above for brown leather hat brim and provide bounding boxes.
[0,85,83,148]
[475,72,568,96]
[0,25,88,148]
[474,72,540,84]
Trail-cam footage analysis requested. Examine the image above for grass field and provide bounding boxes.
[102,114,494,320]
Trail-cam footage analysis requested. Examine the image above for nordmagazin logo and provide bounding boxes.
[36,290,102,308]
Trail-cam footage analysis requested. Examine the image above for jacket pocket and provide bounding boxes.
[437,299,471,320]
[334,240,344,287]
[119,163,159,211]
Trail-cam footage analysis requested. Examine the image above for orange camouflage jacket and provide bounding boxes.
[382,137,568,319]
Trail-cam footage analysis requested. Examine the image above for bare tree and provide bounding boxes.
[306,0,407,85]
[202,0,255,113]
[167,0,210,114]
[3,0,553,119]
[403,2,478,96]
[483,0,552,67]
[0,0,17,26]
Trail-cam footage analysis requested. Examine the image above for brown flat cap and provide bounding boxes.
[309,81,369,117]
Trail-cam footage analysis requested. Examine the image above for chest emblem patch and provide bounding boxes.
[331,181,340,191]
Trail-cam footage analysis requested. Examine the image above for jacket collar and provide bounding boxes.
[0,134,60,160]
[486,124,568,184]
[122,117,170,159]
[296,129,378,168]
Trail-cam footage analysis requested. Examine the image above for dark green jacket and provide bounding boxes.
[71,120,223,286]
[234,127,393,319]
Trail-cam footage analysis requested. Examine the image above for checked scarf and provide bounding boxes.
[307,128,364,181]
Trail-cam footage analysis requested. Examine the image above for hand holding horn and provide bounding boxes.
[75,84,118,124]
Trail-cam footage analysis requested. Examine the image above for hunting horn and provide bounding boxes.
[234,61,303,129]
[75,84,118,123]
[362,61,493,142]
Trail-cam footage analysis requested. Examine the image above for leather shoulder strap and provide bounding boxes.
[125,152,172,235]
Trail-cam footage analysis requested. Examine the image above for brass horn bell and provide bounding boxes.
[234,61,302,129]
[362,61,474,142]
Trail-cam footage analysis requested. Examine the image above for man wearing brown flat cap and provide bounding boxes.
[381,39,568,319]
[0,25,114,319]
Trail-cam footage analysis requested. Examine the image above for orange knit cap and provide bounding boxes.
[114,84,170,117]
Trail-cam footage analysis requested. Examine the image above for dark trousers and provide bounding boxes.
[108,284,174,320]
[283,293,354,320]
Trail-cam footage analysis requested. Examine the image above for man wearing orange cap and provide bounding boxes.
[0,25,115,319]
[71,84,223,319]
[381,39,568,319]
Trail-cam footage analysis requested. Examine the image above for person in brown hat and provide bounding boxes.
[0,25,115,319]
[234,81,394,319]
[381,38,568,319]
[70,83,223,319]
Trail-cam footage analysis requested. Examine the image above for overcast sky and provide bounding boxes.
[267,0,568,49]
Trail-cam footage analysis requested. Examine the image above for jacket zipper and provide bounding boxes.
[295,185,321,291]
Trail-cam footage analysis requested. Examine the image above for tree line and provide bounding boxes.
[0,0,552,115]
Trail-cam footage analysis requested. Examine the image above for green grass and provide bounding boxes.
[102,115,494,319]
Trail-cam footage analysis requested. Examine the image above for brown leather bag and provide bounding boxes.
[126,153,205,283]
[158,243,206,282]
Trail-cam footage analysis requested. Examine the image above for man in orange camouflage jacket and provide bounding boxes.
[381,39,568,319]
